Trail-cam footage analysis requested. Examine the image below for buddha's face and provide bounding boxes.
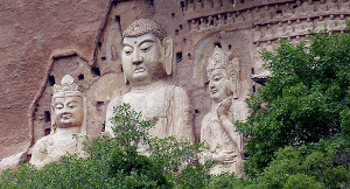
[209,69,232,103]
[54,95,84,128]
[122,33,165,85]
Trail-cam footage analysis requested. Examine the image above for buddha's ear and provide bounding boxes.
[123,73,129,84]
[162,36,174,76]
[230,69,239,99]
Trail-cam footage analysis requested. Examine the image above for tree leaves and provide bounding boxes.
[238,30,350,178]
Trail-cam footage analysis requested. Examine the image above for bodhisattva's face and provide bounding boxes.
[122,33,165,85]
[209,69,232,103]
[54,96,84,128]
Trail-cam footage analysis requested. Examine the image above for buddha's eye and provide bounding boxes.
[68,102,79,109]
[124,50,132,56]
[56,104,63,110]
[141,46,152,53]
[213,76,223,82]
[123,47,133,56]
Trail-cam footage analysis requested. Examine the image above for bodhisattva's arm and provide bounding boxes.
[217,97,241,151]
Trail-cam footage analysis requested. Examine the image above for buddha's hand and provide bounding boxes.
[213,152,234,163]
[217,97,232,119]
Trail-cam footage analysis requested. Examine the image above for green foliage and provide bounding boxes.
[243,136,350,189]
[232,28,350,188]
[0,103,213,189]
[237,30,350,176]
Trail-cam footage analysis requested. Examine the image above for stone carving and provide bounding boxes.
[292,35,301,46]
[339,0,350,11]
[226,13,234,24]
[253,7,260,23]
[253,26,262,42]
[200,18,207,30]
[244,9,253,22]
[195,0,203,10]
[316,0,328,13]
[30,75,87,168]
[327,15,337,30]
[188,1,195,13]
[236,11,244,23]
[294,1,303,15]
[203,0,213,9]
[305,0,316,15]
[212,0,221,8]
[258,6,273,23]
[283,3,294,18]
[266,40,275,52]
[328,0,339,13]
[336,14,347,31]
[285,20,294,36]
[208,16,216,28]
[217,15,225,27]
[265,24,274,40]
[190,20,199,31]
[200,47,244,175]
[294,19,302,35]
[315,16,325,31]
[276,22,284,38]
[303,17,314,33]
[274,4,282,21]
[105,19,194,144]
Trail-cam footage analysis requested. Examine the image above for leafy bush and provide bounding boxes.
[237,29,350,176]
[236,28,350,188]
[0,103,213,188]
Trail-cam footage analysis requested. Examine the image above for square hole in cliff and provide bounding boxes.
[44,111,50,123]
[176,52,183,63]
[48,76,55,86]
[91,67,101,77]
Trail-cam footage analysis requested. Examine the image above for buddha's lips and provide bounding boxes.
[62,114,72,119]
[210,89,218,94]
[134,67,146,72]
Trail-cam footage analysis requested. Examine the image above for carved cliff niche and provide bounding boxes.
[90,0,350,140]
[31,50,128,144]
[32,52,93,143]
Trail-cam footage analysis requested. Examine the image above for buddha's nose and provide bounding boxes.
[209,83,215,89]
[132,50,144,65]
[62,106,70,113]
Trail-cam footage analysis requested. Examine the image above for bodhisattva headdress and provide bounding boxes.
[51,75,86,134]
[207,47,240,99]
[122,18,174,81]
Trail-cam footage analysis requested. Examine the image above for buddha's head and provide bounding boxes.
[207,47,240,103]
[51,75,85,133]
[121,19,174,86]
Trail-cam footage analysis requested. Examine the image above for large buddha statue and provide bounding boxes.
[105,19,194,143]
[200,47,244,176]
[30,75,87,168]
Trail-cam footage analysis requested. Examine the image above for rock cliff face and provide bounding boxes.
[1,0,349,170]
[0,0,106,161]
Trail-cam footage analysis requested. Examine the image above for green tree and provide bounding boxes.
[0,103,209,188]
[238,30,350,176]
[234,28,350,189]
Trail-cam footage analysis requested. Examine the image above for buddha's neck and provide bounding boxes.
[131,80,165,93]
[56,127,81,134]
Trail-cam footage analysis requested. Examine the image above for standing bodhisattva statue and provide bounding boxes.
[30,75,87,168]
[105,19,194,143]
[200,47,244,176]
